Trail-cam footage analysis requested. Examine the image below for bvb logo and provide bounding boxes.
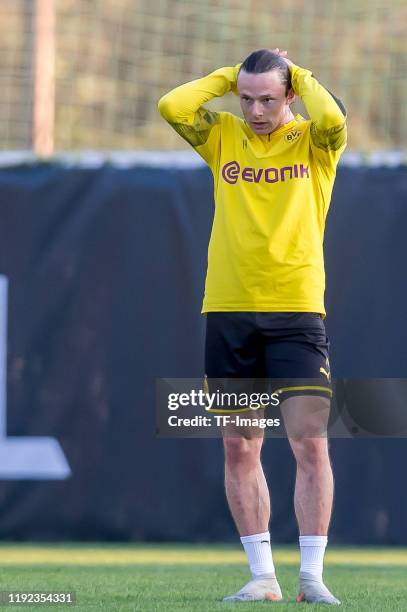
[285,130,301,143]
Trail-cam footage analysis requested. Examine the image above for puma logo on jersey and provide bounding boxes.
[320,367,331,382]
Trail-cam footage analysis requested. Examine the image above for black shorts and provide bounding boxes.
[204,312,332,412]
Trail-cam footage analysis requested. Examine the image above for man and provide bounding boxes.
[158,48,346,604]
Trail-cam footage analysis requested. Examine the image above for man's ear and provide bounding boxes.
[286,88,295,105]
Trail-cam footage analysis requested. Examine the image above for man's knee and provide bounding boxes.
[223,436,263,470]
[290,437,329,470]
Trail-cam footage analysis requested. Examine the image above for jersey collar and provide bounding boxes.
[242,113,304,141]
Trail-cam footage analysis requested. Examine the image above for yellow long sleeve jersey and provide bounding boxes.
[158,63,347,315]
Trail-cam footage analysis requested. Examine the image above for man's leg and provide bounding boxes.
[204,313,282,601]
[224,417,268,535]
[222,413,282,602]
[282,394,340,605]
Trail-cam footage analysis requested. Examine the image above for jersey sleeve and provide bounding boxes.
[157,65,240,169]
[290,64,347,170]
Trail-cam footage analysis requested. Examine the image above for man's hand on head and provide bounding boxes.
[270,48,294,68]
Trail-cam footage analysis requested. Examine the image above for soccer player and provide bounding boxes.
[158,48,346,604]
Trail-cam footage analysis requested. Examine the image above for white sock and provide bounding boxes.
[299,535,328,580]
[240,531,275,578]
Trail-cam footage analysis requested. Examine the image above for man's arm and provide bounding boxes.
[290,63,347,161]
[157,65,240,164]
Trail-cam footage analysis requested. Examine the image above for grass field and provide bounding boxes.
[0,544,407,611]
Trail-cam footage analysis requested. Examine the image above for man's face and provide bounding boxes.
[237,68,294,135]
